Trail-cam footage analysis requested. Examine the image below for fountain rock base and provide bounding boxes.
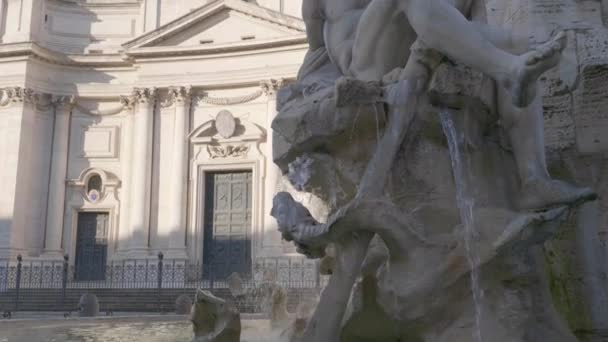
[271,63,594,341]
[191,289,240,342]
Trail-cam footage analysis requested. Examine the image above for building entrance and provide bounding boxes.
[203,171,252,280]
[75,212,109,281]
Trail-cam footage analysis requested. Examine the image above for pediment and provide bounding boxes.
[123,0,305,49]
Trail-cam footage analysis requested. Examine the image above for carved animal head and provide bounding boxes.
[271,192,315,239]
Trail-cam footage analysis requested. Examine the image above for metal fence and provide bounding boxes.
[0,253,323,313]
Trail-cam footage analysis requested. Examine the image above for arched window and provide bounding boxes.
[87,174,102,202]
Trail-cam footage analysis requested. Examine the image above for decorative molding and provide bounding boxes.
[195,89,264,106]
[68,167,121,204]
[78,125,120,159]
[74,97,134,116]
[215,110,237,139]
[207,144,250,159]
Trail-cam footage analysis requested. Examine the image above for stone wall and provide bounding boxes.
[486,0,608,338]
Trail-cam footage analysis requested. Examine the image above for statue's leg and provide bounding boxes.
[470,22,529,55]
[354,0,566,107]
[497,85,596,210]
[347,0,417,81]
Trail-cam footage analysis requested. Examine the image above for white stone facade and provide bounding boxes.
[0,0,306,268]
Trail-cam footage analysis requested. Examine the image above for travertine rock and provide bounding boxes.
[191,290,240,342]
[271,0,604,341]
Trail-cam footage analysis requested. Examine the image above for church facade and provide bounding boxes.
[0,0,307,278]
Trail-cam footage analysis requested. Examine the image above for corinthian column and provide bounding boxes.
[166,86,192,259]
[261,80,285,253]
[128,87,157,256]
[42,96,75,259]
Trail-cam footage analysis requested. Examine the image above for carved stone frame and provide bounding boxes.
[64,168,121,266]
[187,117,267,268]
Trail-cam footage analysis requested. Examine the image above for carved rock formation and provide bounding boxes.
[191,289,240,342]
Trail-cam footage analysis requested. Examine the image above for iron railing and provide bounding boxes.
[0,253,323,314]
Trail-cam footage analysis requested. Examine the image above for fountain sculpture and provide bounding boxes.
[270,0,599,341]
[191,289,241,342]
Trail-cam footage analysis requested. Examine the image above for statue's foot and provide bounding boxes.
[508,31,567,107]
[516,178,597,211]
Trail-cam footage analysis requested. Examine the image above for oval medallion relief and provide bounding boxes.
[215,110,237,139]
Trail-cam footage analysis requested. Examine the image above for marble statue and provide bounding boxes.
[191,289,241,342]
[301,0,594,210]
[270,0,598,341]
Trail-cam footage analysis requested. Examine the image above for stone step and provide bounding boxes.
[0,287,318,312]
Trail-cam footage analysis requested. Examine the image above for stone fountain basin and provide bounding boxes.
[0,315,282,342]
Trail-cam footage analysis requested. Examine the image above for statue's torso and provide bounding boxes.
[319,0,369,74]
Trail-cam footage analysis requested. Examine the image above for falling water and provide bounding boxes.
[439,111,483,342]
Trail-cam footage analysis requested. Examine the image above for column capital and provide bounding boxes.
[119,95,136,111]
[52,95,76,112]
[167,86,193,106]
[0,87,54,109]
[0,87,33,107]
[131,87,158,105]
[260,79,285,97]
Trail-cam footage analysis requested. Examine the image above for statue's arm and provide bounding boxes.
[302,0,325,50]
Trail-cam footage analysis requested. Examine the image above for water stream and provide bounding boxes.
[439,111,483,342]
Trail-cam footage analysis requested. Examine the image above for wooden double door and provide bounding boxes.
[74,212,109,281]
[203,171,253,280]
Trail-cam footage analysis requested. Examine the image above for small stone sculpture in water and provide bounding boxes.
[227,272,246,298]
[175,294,193,315]
[191,289,240,342]
[270,0,598,341]
[269,286,290,329]
[279,294,320,342]
[78,293,99,318]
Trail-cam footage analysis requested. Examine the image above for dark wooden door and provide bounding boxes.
[75,212,108,281]
[203,171,252,280]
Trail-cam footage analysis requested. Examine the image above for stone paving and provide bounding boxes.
[0,315,278,342]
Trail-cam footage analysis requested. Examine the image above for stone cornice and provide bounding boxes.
[0,38,307,71]
[0,81,290,114]
[0,42,131,67]
[123,35,308,60]
[52,0,141,9]
[195,89,264,106]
